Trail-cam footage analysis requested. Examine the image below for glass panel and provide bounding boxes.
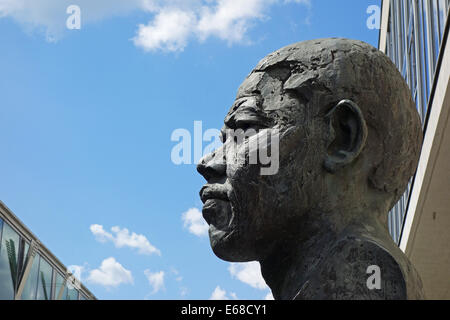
[68,288,79,300]
[54,273,65,300]
[0,218,3,244]
[36,257,53,300]
[386,0,438,241]
[20,253,40,300]
[80,294,88,300]
[438,0,448,39]
[432,0,442,53]
[61,285,79,300]
[0,223,21,299]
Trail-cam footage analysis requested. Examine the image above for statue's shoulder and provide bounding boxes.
[295,236,424,300]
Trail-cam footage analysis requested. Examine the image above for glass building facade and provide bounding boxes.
[382,0,449,243]
[0,201,95,300]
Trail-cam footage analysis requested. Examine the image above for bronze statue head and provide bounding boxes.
[197,38,424,299]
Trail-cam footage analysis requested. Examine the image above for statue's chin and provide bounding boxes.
[204,199,259,262]
[209,226,258,262]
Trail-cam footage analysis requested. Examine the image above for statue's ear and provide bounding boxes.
[324,99,368,173]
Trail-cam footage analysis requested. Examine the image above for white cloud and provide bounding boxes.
[134,8,196,52]
[87,257,133,287]
[135,0,273,51]
[228,261,268,290]
[144,270,165,294]
[90,224,161,256]
[196,0,269,43]
[0,0,311,51]
[209,286,238,300]
[135,0,313,51]
[67,264,86,284]
[182,208,209,237]
[264,292,274,300]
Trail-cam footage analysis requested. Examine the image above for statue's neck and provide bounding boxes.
[259,212,391,300]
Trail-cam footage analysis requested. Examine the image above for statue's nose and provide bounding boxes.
[197,151,226,181]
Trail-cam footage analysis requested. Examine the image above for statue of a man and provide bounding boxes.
[197,38,425,299]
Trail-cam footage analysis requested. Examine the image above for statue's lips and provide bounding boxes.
[199,185,229,203]
[200,184,232,228]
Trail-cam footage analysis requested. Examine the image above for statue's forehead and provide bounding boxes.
[236,64,318,107]
[253,38,352,71]
[232,39,351,117]
[236,43,326,100]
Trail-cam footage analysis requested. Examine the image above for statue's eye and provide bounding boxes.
[235,120,253,131]
[235,117,267,131]
[220,124,257,144]
[221,115,269,144]
[232,121,262,143]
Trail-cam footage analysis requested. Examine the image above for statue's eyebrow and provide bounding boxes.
[225,106,270,130]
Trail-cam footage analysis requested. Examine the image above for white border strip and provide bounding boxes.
[379,0,391,53]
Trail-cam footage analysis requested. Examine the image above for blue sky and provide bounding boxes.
[0,0,381,300]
